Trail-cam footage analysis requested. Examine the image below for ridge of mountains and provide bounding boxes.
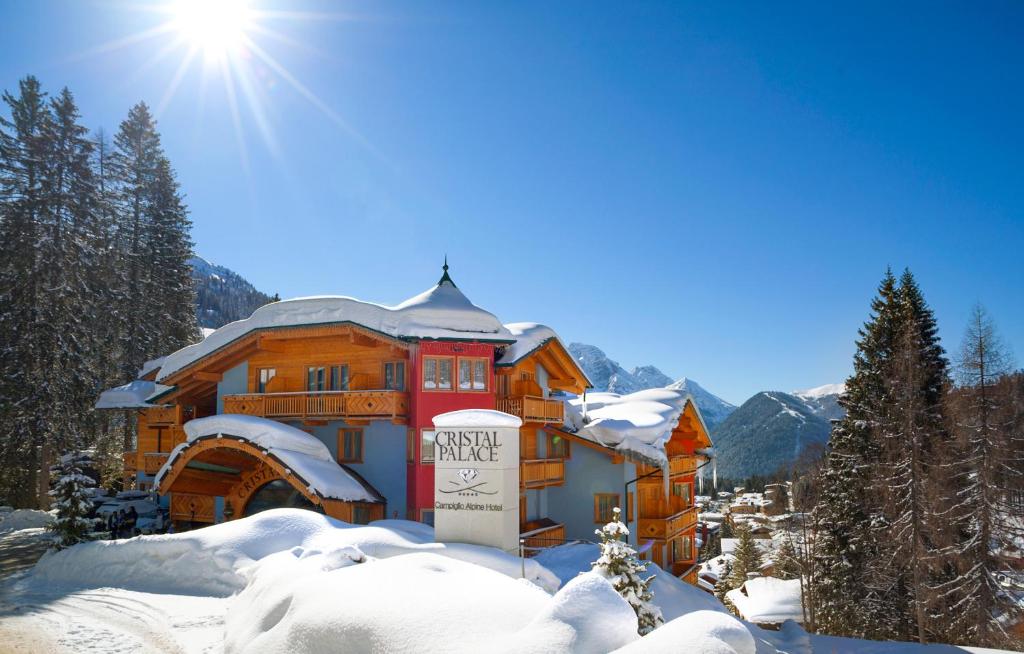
[189,256,845,481]
[567,342,846,479]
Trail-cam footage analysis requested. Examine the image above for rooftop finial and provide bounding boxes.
[438,256,456,287]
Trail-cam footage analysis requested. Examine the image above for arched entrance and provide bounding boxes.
[243,479,321,517]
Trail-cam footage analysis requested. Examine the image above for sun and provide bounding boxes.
[172,0,252,58]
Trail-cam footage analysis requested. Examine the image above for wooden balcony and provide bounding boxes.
[223,391,409,421]
[520,522,566,555]
[146,405,182,426]
[637,507,699,541]
[142,452,170,475]
[497,395,564,425]
[521,458,565,489]
[669,456,698,476]
[123,450,138,472]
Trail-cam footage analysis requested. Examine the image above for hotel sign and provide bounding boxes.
[431,410,521,553]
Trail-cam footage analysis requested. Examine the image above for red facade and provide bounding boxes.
[405,340,499,520]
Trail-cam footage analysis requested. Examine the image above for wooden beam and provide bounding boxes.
[194,371,222,382]
[257,336,288,353]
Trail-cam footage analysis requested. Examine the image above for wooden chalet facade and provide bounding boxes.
[101,265,713,584]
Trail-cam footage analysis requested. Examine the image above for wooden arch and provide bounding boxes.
[157,435,381,522]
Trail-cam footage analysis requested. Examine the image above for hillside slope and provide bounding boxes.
[190,256,276,329]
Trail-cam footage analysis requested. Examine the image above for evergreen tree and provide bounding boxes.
[727,522,764,587]
[715,557,737,612]
[813,270,899,639]
[591,507,664,635]
[49,456,95,549]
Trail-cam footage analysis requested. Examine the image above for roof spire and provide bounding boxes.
[438,255,456,287]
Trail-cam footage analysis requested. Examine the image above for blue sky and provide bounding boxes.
[2,1,1022,404]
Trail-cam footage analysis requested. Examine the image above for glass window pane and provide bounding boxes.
[424,359,437,389]
[473,360,486,389]
[439,359,452,389]
[307,368,315,391]
[330,366,340,391]
[396,362,405,391]
[341,365,349,391]
[385,363,394,389]
[458,360,471,389]
[421,430,435,463]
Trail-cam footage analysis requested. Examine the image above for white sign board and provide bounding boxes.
[431,409,521,552]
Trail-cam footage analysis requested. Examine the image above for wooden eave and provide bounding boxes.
[159,322,412,391]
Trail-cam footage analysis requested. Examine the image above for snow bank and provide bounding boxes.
[0,509,54,533]
[615,610,756,654]
[155,415,379,503]
[534,542,726,621]
[227,555,636,654]
[29,509,557,596]
[156,281,513,381]
[563,389,694,466]
[727,577,804,625]
[94,380,173,409]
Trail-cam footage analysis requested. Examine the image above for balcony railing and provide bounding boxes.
[637,507,699,541]
[520,522,566,555]
[521,458,565,488]
[146,405,182,426]
[497,395,564,425]
[142,452,170,475]
[223,391,409,421]
[123,450,137,472]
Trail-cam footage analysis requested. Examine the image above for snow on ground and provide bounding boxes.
[0,508,55,533]
[2,510,1016,654]
[727,577,804,625]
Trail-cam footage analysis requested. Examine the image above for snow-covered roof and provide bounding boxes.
[95,380,174,410]
[726,577,803,625]
[494,322,557,364]
[155,415,381,503]
[155,277,513,382]
[562,389,696,466]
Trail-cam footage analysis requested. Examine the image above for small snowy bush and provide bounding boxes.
[591,507,664,635]
[48,458,95,549]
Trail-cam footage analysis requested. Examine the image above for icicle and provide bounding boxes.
[712,457,717,491]
[662,459,670,499]
[698,465,704,495]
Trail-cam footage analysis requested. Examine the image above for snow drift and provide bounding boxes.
[29,509,557,596]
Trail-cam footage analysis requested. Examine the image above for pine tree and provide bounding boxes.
[715,557,737,613]
[813,270,899,639]
[49,456,95,549]
[591,507,664,635]
[728,522,764,586]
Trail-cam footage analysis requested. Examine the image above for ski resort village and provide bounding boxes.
[2,1,1023,653]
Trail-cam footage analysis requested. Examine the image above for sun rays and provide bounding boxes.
[77,0,373,171]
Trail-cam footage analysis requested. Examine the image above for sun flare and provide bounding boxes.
[173,0,252,57]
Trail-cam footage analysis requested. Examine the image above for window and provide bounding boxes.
[420,509,435,526]
[682,535,693,561]
[671,538,680,563]
[420,430,435,463]
[594,493,620,524]
[329,364,350,391]
[672,482,692,505]
[257,368,276,393]
[384,361,406,391]
[458,358,488,391]
[423,357,453,390]
[352,504,371,525]
[307,366,326,391]
[548,433,570,459]
[338,428,363,463]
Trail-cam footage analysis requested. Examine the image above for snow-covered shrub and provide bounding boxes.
[48,458,95,549]
[591,506,664,635]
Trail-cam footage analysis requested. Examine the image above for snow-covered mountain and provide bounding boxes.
[793,383,846,421]
[567,343,736,430]
[190,256,277,329]
[713,391,834,480]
